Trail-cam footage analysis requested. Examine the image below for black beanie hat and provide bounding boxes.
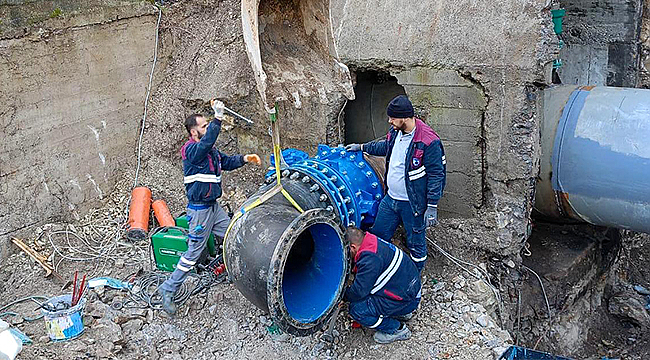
[386,95,414,118]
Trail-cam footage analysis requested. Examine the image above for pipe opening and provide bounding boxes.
[282,223,345,323]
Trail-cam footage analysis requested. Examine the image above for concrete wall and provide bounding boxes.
[557,0,643,86]
[331,0,556,254]
[0,2,156,243]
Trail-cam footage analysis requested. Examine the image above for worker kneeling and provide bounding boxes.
[344,226,422,344]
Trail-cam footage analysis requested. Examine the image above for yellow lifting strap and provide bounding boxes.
[222,105,304,271]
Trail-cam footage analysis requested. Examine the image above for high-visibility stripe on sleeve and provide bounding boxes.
[410,254,427,262]
[409,171,426,181]
[408,166,426,176]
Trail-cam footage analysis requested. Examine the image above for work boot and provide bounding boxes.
[394,310,416,322]
[158,288,177,315]
[373,323,412,344]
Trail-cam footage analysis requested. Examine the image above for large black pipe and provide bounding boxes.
[224,176,348,335]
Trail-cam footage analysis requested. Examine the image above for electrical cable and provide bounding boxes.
[132,4,162,190]
[426,236,504,323]
[522,264,552,319]
[0,296,49,322]
[120,269,226,310]
[122,3,163,222]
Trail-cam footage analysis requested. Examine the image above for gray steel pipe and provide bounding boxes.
[535,86,650,232]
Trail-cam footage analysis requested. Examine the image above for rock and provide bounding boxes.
[465,279,498,319]
[426,333,437,343]
[122,318,144,336]
[86,300,109,318]
[477,314,490,327]
[504,259,515,268]
[9,315,24,325]
[454,291,468,301]
[114,258,125,269]
[92,318,124,344]
[164,324,186,341]
[432,281,446,292]
[608,294,650,327]
[38,335,50,343]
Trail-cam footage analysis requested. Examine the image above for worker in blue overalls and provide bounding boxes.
[159,100,261,315]
[344,226,422,344]
[346,95,446,272]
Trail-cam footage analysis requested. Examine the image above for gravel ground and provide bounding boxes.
[1,177,514,359]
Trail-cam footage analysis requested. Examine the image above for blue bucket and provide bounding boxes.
[41,294,86,341]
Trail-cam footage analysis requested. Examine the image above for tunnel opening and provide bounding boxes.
[344,69,405,144]
[281,222,345,323]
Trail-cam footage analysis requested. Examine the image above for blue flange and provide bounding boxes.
[267,145,383,229]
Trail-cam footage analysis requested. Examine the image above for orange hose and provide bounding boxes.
[127,187,152,240]
[152,199,175,227]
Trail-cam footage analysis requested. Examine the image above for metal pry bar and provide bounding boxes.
[224,105,254,124]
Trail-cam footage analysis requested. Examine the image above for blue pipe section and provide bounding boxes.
[267,145,383,229]
[545,86,650,232]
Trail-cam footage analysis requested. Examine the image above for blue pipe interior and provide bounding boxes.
[282,223,344,323]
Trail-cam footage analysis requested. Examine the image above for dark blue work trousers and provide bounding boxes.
[371,195,427,271]
[349,295,420,333]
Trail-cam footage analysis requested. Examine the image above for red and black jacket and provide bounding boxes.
[362,118,446,217]
[180,120,245,205]
[345,233,421,304]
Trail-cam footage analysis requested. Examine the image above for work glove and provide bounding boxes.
[345,143,361,152]
[210,99,225,120]
[244,154,262,166]
[424,205,438,227]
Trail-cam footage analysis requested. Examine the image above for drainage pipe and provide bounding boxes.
[535,86,650,232]
[224,145,384,335]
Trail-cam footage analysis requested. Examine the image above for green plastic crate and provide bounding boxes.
[151,216,217,272]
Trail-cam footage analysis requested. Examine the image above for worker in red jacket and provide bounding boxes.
[344,226,422,344]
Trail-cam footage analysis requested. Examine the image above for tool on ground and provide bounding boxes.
[152,199,175,227]
[211,99,254,124]
[127,186,152,241]
[71,271,87,307]
[87,277,132,290]
[10,237,63,281]
[321,303,341,342]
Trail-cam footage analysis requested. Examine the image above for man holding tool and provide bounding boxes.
[159,99,261,315]
[345,95,446,272]
[344,226,421,344]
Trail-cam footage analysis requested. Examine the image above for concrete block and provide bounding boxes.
[395,68,472,87]
[406,85,487,111]
[558,44,608,86]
